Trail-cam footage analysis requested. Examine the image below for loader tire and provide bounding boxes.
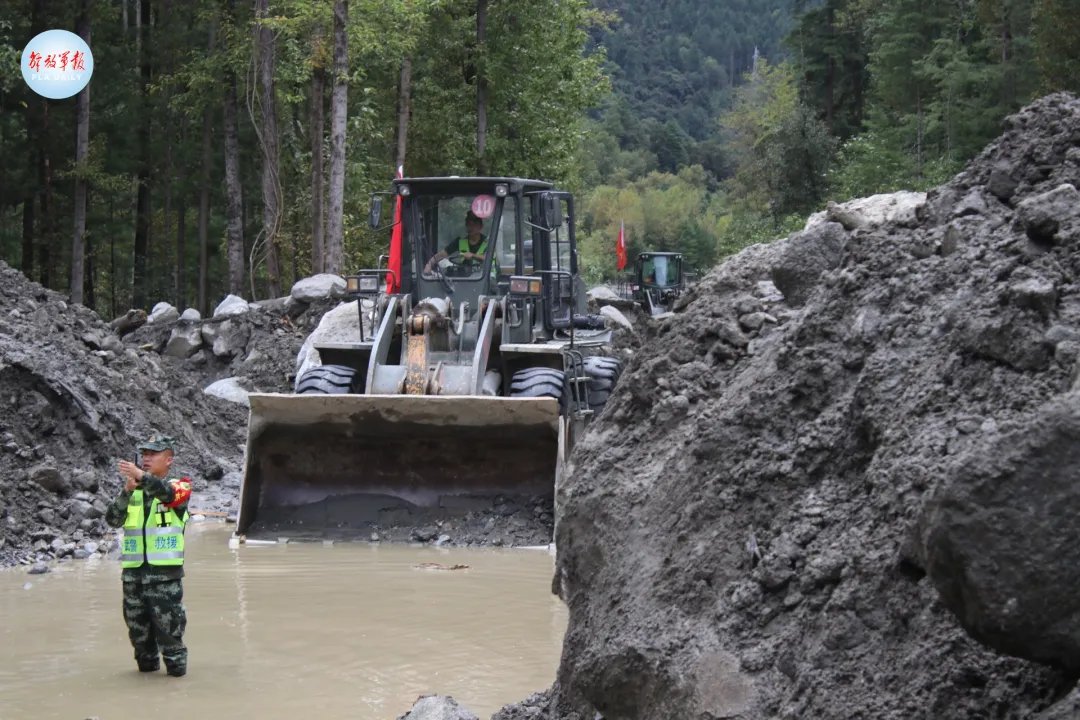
[581,356,622,414]
[510,367,566,406]
[295,364,359,394]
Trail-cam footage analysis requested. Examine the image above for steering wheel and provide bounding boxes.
[430,256,457,293]
[442,251,474,277]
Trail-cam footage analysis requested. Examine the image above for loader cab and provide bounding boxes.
[637,252,682,291]
[635,252,684,315]
[392,177,580,330]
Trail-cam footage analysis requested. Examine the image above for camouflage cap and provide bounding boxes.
[137,434,177,452]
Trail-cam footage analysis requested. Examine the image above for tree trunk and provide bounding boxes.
[824,6,835,133]
[163,133,173,306]
[255,0,282,298]
[21,197,34,278]
[175,198,186,309]
[326,0,348,274]
[70,0,92,305]
[22,0,45,279]
[198,104,212,313]
[109,200,116,316]
[84,221,95,309]
[475,0,488,173]
[132,0,151,309]
[311,61,325,274]
[224,77,245,296]
[396,56,412,170]
[223,0,245,297]
[39,112,53,289]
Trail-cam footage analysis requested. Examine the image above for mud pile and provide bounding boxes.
[0,265,315,567]
[0,265,578,567]
[540,93,1080,718]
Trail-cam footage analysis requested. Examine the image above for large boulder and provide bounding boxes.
[147,302,180,325]
[1014,183,1080,246]
[29,464,69,495]
[804,190,926,231]
[587,285,621,302]
[108,308,147,336]
[1038,685,1080,719]
[768,220,847,307]
[294,300,372,383]
[200,318,251,359]
[290,274,346,303]
[180,308,201,322]
[203,377,251,407]
[163,321,203,359]
[599,304,633,331]
[918,391,1080,671]
[396,696,479,720]
[213,294,249,318]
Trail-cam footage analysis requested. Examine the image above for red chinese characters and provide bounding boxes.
[25,50,86,72]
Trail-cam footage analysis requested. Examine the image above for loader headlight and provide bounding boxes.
[347,275,380,294]
[494,183,509,197]
[509,276,543,297]
[398,184,411,197]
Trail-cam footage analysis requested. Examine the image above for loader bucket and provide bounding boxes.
[235,394,562,541]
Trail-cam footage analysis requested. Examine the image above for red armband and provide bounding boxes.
[163,477,193,509]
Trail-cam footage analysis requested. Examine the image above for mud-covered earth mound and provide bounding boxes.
[0,268,319,568]
[541,94,1080,718]
[0,266,603,567]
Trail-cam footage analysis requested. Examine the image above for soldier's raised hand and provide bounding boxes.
[118,459,144,491]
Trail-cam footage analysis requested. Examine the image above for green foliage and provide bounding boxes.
[1033,0,1080,93]
[783,0,1054,202]
[0,0,608,311]
[787,0,870,139]
[577,165,727,283]
[590,0,795,181]
[406,0,608,187]
[722,59,835,217]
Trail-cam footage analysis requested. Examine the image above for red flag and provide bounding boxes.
[386,165,404,293]
[615,220,627,271]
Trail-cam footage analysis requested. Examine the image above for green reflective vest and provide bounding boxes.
[121,488,188,568]
[457,235,487,257]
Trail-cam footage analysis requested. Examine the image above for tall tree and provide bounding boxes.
[310,22,326,274]
[396,56,412,170]
[326,0,347,274]
[70,0,92,305]
[253,0,283,298]
[21,0,46,280]
[198,23,215,314]
[223,0,245,296]
[475,0,488,172]
[132,0,152,309]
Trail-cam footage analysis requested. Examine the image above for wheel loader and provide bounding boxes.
[234,177,622,541]
[633,251,684,316]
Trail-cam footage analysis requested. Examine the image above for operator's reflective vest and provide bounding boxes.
[457,235,488,257]
[121,488,188,568]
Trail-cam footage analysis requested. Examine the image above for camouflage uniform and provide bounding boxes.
[106,437,191,676]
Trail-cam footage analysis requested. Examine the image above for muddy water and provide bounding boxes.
[0,524,567,720]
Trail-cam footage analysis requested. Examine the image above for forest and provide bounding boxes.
[1,0,1079,315]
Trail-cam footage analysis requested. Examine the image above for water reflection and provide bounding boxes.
[0,524,567,720]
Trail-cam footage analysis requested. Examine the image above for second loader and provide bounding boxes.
[633,251,685,316]
[235,176,621,541]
